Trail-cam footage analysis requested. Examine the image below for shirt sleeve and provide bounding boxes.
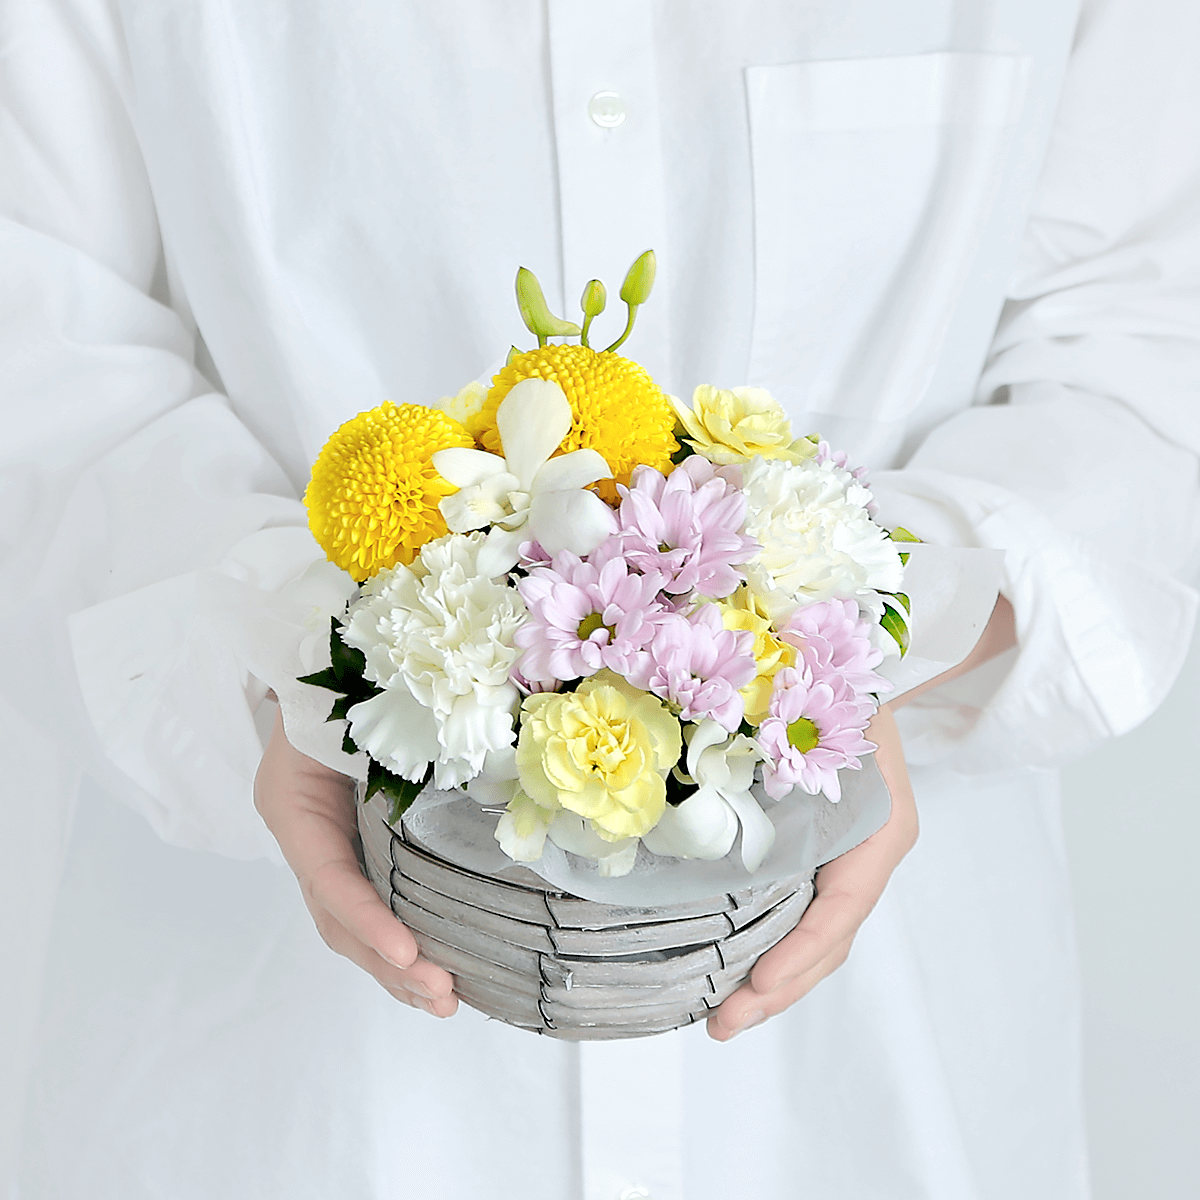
[871,0,1200,771]
[0,0,351,860]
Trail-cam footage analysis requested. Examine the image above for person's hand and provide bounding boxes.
[254,708,458,1018]
[707,595,1017,1040]
[707,703,917,1040]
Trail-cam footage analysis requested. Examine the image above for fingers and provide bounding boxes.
[707,936,851,1041]
[254,712,458,1018]
[316,912,459,1017]
[748,882,870,994]
[305,855,421,970]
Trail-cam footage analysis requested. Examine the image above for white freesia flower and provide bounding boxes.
[641,720,775,872]
[739,456,903,620]
[432,377,617,577]
[489,792,641,877]
[341,532,528,788]
[475,718,646,878]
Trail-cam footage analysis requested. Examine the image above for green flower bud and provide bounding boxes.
[580,279,607,319]
[619,250,656,307]
[515,267,582,343]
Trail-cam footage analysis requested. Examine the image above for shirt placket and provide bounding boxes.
[546,0,671,384]
[578,1029,685,1200]
[547,7,680,1197]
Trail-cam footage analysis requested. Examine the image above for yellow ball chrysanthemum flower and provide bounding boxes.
[474,345,678,503]
[305,401,473,581]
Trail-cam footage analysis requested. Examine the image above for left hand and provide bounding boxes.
[707,703,918,1040]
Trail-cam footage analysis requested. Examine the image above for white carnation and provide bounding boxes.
[341,532,528,788]
[740,456,903,617]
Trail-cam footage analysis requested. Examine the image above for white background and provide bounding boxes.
[1062,629,1200,1198]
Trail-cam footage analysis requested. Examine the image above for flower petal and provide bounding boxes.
[684,719,732,779]
[641,786,739,861]
[497,378,574,490]
[432,446,508,487]
[438,488,494,533]
[724,789,777,872]
[528,489,618,558]
[532,448,612,493]
[346,685,439,782]
[495,794,554,862]
[475,525,527,578]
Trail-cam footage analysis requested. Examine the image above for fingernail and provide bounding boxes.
[732,1008,766,1037]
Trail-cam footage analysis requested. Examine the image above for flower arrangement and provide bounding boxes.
[300,253,916,879]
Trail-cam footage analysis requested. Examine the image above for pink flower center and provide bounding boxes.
[786,716,820,754]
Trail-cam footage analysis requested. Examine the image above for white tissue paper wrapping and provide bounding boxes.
[282,543,1002,905]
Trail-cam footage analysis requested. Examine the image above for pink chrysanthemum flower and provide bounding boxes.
[517,538,552,570]
[515,551,668,683]
[626,604,757,731]
[780,598,891,699]
[758,665,876,801]
[612,458,758,598]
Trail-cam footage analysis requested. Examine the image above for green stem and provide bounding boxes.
[580,312,594,348]
[602,304,638,353]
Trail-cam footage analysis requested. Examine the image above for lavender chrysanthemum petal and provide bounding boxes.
[780,598,892,699]
[627,605,757,731]
[614,459,758,598]
[758,665,877,801]
[514,549,669,684]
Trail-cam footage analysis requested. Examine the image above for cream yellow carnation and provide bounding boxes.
[515,671,681,842]
[432,380,489,441]
[671,385,816,466]
[716,587,797,725]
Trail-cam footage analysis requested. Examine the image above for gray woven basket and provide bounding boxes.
[357,791,814,1039]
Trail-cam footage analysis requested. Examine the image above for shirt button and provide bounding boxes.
[618,1188,651,1200]
[588,90,627,128]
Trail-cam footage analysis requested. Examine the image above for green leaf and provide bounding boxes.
[329,622,367,685]
[506,345,523,365]
[297,666,341,692]
[891,591,911,614]
[365,758,433,825]
[889,525,921,543]
[515,267,581,342]
[669,440,694,465]
[342,728,360,756]
[899,551,910,566]
[618,250,656,306]
[880,604,910,658]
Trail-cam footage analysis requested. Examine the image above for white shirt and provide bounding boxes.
[2,0,1198,1197]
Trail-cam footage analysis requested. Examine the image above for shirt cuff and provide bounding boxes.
[871,467,1198,770]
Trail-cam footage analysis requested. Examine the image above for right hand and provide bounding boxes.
[254,707,458,1017]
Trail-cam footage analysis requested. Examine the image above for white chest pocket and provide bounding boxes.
[746,53,1028,425]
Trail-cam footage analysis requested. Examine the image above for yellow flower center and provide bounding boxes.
[576,612,613,642]
[786,717,820,754]
[474,345,678,503]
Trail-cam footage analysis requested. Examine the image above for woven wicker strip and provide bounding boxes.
[357,792,814,1039]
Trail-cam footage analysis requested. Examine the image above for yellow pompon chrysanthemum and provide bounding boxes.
[305,402,473,581]
[475,345,678,503]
